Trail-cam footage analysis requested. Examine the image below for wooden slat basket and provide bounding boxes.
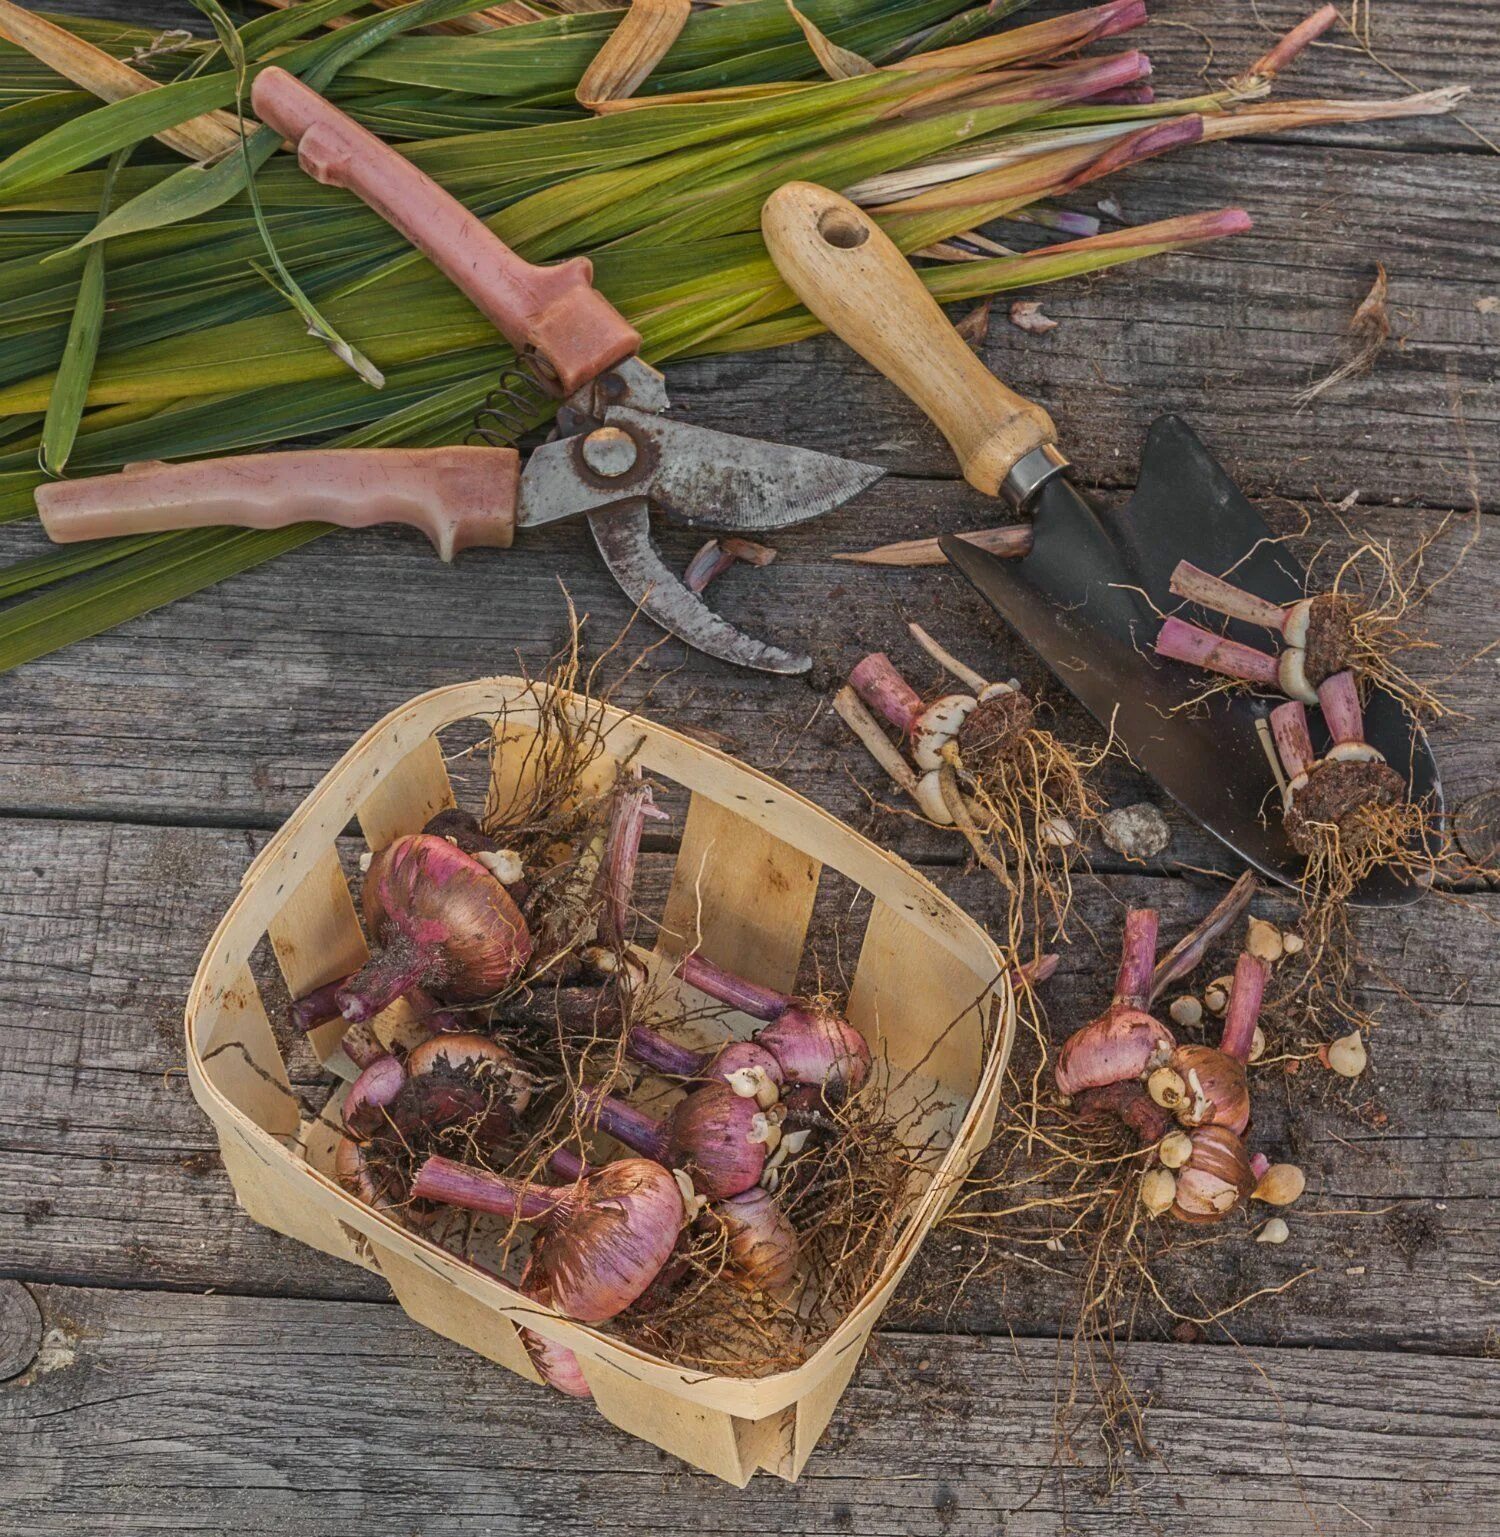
[185,678,1013,1485]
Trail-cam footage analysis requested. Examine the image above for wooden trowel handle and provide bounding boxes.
[36,447,517,563]
[761,181,1058,500]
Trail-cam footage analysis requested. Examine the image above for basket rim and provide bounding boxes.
[185,675,1014,1413]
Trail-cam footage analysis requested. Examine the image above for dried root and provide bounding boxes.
[1294,264,1390,407]
[838,624,1104,954]
[922,902,1313,1488]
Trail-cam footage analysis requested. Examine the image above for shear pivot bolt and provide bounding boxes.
[580,427,638,478]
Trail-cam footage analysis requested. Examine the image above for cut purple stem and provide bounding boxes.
[1155,616,1281,688]
[411,1157,569,1222]
[683,536,777,594]
[847,652,923,735]
[1001,49,1151,109]
[1062,113,1202,193]
[337,940,435,1026]
[684,540,737,594]
[626,1024,707,1079]
[1113,908,1160,1011]
[291,978,348,1034]
[1318,670,1365,746]
[597,776,666,949]
[1072,0,1149,40]
[1219,953,1269,1063]
[678,951,789,1022]
[1246,2,1339,79]
[583,1090,670,1163]
[1169,561,1289,631]
[1271,701,1316,780]
[546,1146,591,1181]
[1013,953,1060,989]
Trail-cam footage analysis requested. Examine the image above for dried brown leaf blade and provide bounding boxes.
[577,0,692,109]
[784,0,875,80]
[0,0,241,159]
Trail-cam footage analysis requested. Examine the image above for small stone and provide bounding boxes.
[1325,1031,1368,1079]
[1099,802,1171,860]
[1247,916,1284,963]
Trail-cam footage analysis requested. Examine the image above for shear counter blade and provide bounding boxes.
[588,504,812,675]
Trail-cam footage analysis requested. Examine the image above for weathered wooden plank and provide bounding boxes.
[3,817,1497,1350]
[670,140,1500,508]
[3,1283,1498,1532]
[0,497,1491,870]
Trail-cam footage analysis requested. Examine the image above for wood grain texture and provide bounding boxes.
[762,182,1059,496]
[3,817,1496,1353]
[3,0,1499,1518]
[0,497,1490,876]
[675,139,1500,509]
[4,1283,1499,1533]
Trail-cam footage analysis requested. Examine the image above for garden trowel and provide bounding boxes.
[762,180,1439,903]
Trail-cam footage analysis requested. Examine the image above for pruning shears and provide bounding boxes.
[36,69,883,675]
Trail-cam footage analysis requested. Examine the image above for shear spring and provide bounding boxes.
[468,364,551,449]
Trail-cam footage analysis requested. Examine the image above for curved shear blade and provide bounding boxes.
[607,408,884,533]
[587,502,811,674]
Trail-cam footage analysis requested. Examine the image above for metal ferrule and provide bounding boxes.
[1001,443,1071,511]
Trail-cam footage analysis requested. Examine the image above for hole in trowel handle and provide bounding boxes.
[817,208,869,249]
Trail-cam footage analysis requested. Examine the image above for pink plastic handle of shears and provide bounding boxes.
[36,447,518,563]
[250,67,640,395]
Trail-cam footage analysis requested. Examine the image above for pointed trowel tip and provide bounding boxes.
[939,530,1009,596]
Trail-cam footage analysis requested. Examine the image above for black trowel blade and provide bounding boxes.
[941,489,1300,891]
[1104,416,1441,905]
[942,434,1438,907]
